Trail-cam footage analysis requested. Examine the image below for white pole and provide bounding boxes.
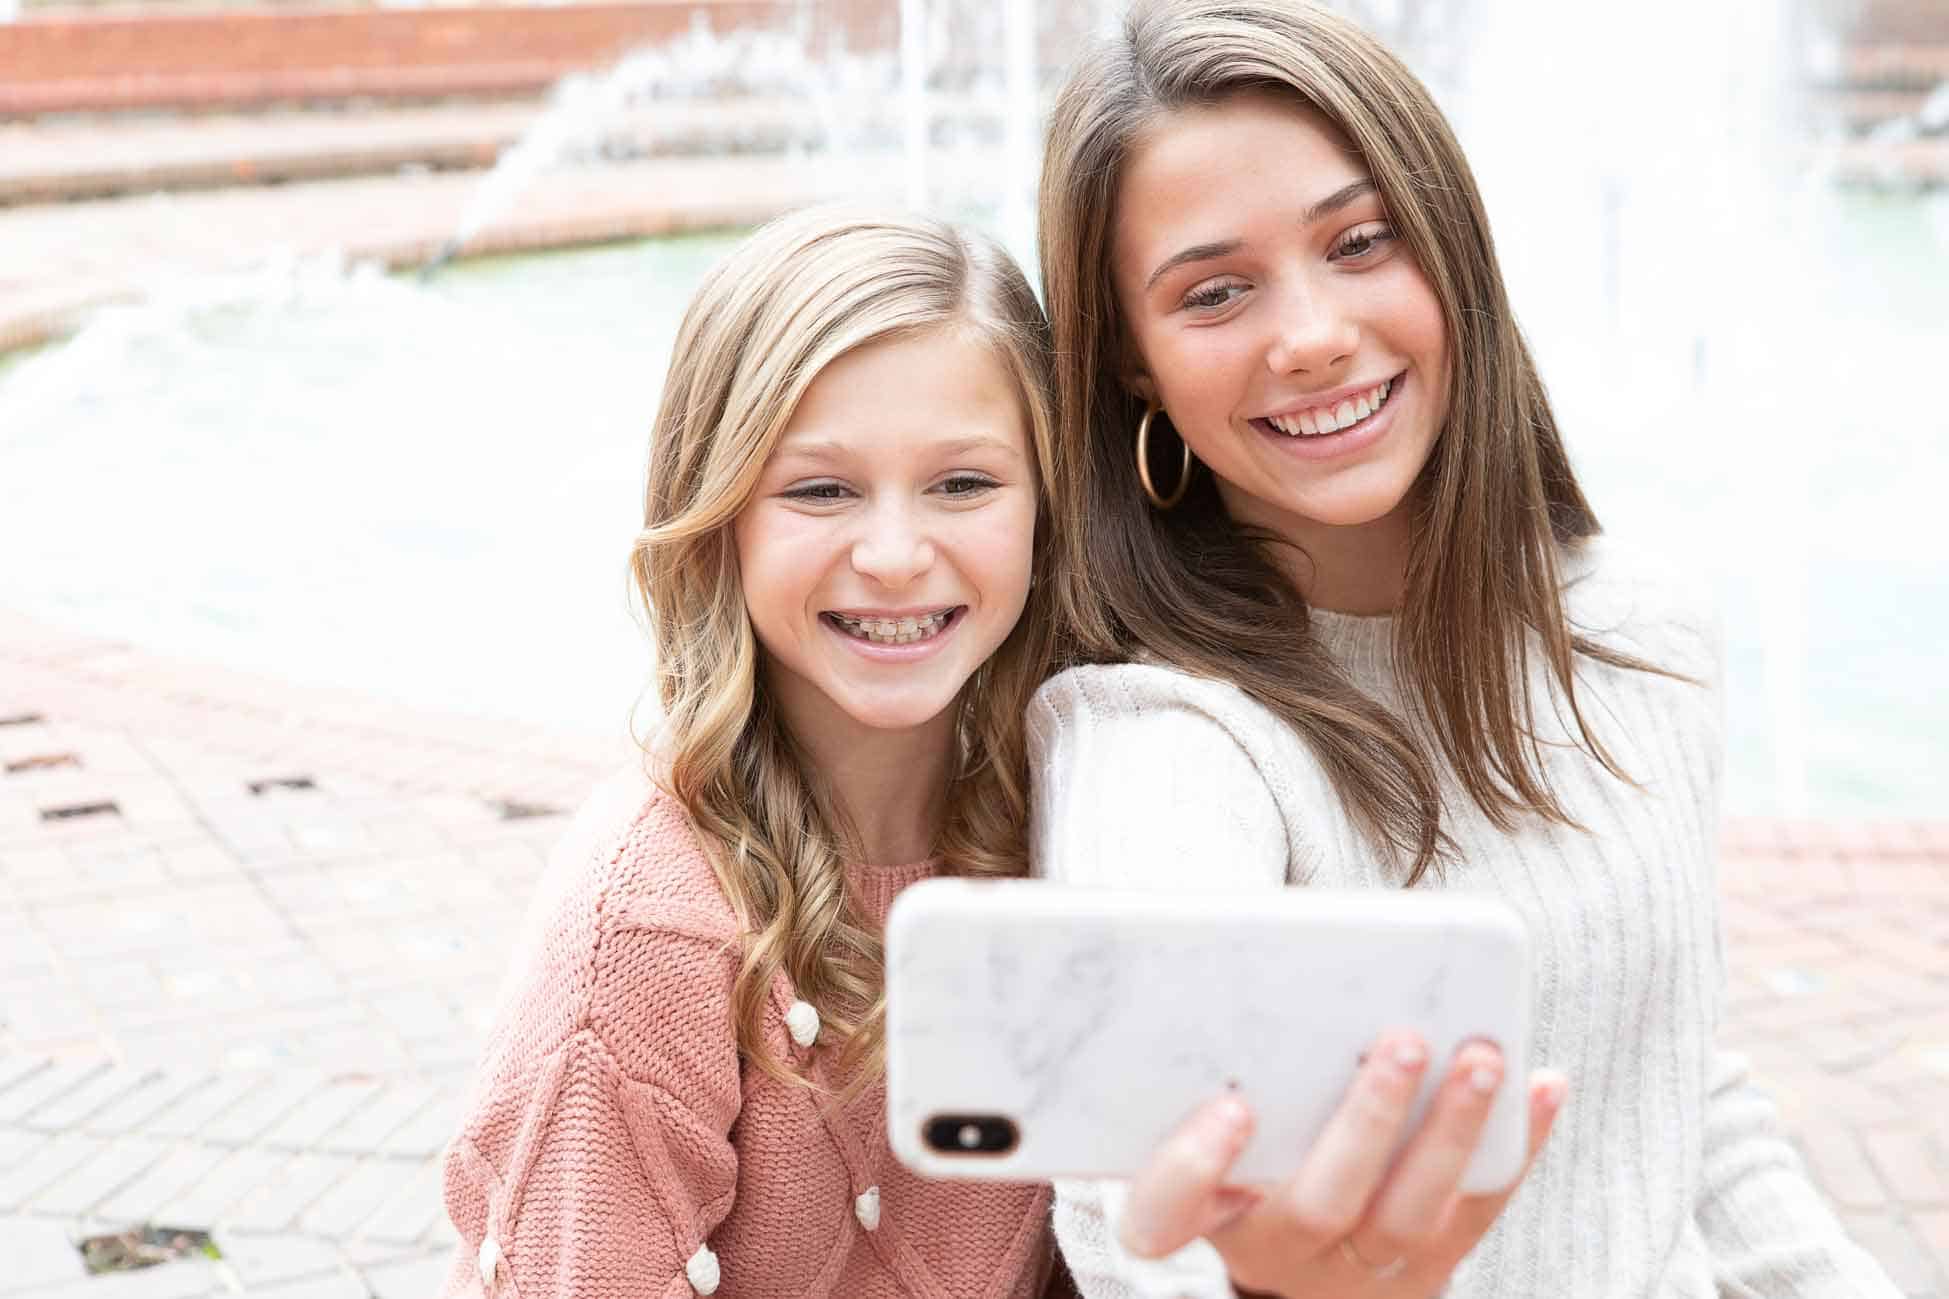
[1001,0,1037,264]
[900,0,928,209]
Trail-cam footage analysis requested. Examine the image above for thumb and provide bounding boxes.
[1118,1094,1258,1258]
[1444,1069,1567,1242]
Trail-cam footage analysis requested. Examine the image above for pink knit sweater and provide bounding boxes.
[438,764,1053,1299]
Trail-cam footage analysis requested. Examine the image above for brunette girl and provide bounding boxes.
[438,207,1066,1298]
[1029,3,1901,1297]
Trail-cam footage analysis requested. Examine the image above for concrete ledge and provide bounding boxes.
[0,96,829,205]
[0,149,908,353]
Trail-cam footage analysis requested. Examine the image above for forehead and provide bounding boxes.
[1114,92,1370,267]
[775,326,1031,459]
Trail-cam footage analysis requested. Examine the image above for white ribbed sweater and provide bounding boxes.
[1026,540,1899,1299]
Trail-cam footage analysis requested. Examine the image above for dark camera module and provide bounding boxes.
[922,1114,1019,1156]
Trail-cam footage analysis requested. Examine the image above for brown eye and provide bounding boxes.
[1334,223,1396,260]
[939,475,999,498]
[1183,280,1247,312]
[784,481,851,502]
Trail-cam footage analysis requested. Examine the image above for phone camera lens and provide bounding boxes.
[923,1114,1018,1156]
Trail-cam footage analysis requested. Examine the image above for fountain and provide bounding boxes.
[0,0,1943,818]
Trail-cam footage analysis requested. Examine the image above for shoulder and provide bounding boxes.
[1029,661,1295,758]
[482,763,739,1063]
[1021,659,1340,850]
[1561,533,1723,684]
[524,761,739,952]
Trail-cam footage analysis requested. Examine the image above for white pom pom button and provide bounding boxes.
[855,1185,881,1231]
[476,1236,502,1288]
[785,999,821,1047]
[685,1243,720,1294]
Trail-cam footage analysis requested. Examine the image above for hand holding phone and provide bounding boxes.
[1116,1037,1567,1297]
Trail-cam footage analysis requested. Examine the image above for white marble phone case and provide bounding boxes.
[885,879,1531,1193]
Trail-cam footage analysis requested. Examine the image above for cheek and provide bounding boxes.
[1388,271,1449,381]
[958,500,1038,603]
[734,512,832,634]
[1138,324,1254,446]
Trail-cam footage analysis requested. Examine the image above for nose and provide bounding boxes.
[850,501,934,588]
[1264,278,1358,378]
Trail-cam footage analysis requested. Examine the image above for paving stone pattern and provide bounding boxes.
[1,606,1946,1295]
[0,609,624,1295]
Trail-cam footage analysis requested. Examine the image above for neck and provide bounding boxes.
[770,678,955,867]
[1217,484,1415,616]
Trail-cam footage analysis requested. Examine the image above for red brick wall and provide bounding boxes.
[1835,0,1949,43]
[0,0,902,114]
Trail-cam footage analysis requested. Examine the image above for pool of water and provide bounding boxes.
[2,195,1944,818]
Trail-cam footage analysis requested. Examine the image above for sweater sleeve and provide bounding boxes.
[1695,1051,1902,1296]
[1627,576,1906,1296]
[440,1021,739,1299]
[1030,666,1302,1299]
[1027,665,1295,892]
[435,774,744,1299]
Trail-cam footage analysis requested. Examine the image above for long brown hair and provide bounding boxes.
[1038,0,1666,882]
[632,206,1062,1088]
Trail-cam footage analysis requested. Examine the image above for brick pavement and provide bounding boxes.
[0,608,621,1294]
[0,605,1945,1294]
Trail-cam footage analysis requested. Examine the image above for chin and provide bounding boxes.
[1289,468,1422,529]
[834,693,960,735]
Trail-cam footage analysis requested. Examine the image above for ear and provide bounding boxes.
[1120,366,1158,406]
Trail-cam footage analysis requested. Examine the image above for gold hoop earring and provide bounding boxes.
[1135,402,1193,510]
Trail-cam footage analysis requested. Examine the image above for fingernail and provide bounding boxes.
[1469,1063,1502,1094]
[1391,1039,1427,1070]
[1209,1095,1251,1139]
[1536,1069,1569,1109]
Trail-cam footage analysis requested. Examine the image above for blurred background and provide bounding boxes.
[0,1,1945,1292]
[0,0,1944,818]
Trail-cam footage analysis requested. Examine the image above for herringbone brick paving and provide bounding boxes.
[0,606,1944,1294]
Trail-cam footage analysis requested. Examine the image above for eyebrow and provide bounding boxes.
[1142,177,1380,292]
[772,435,1024,463]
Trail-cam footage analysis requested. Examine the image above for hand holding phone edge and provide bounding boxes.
[1114,1043,1568,1298]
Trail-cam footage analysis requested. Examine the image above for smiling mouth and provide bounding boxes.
[1252,373,1401,438]
[822,608,963,645]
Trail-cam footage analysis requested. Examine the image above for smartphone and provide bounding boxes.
[884,878,1531,1194]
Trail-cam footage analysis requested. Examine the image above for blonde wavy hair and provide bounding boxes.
[1039,0,1675,883]
[631,206,1062,1090]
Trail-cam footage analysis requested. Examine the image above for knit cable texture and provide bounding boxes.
[1026,537,1904,1299]
[436,766,1052,1298]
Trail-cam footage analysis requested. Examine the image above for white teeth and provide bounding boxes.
[834,611,951,645]
[1264,379,1393,437]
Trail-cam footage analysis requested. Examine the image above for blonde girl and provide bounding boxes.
[438,207,1066,1298]
[1028,3,1900,1297]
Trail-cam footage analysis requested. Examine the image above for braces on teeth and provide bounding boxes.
[833,611,952,644]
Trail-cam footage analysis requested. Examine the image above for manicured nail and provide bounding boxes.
[1391,1039,1427,1070]
[1535,1069,1569,1110]
[1469,1063,1502,1093]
